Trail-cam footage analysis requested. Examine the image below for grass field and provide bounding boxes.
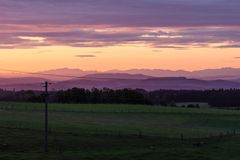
[1,102,240,160]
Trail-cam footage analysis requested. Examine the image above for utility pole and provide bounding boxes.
[43,81,50,152]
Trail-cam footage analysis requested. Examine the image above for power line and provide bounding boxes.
[0,68,87,79]
[0,68,148,153]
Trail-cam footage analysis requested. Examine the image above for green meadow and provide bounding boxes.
[0,102,240,160]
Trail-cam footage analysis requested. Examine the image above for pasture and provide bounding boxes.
[0,102,240,160]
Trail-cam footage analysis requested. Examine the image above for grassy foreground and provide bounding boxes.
[0,102,240,160]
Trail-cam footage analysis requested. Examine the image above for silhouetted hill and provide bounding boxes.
[0,77,49,91]
[129,78,240,90]
[35,67,240,81]
[3,67,236,81]
[108,69,190,77]
[52,77,240,91]
[1,73,240,91]
[108,67,240,80]
[0,77,48,85]
[35,68,98,81]
[83,73,152,80]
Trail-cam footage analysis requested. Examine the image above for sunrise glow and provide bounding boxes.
[0,0,240,73]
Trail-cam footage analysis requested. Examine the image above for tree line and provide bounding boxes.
[0,88,240,107]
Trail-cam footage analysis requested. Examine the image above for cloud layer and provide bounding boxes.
[76,54,96,58]
[0,0,240,48]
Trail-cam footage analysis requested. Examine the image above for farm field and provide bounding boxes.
[1,102,240,160]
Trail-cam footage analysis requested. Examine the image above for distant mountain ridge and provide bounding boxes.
[0,75,240,91]
[0,67,240,91]
[31,67,240,81]
[83,73,152,80]
[48,77,240,91]
[0,77,48,85]
[109,67,240,80]
[1,67,240,81]
[36,68,98,81]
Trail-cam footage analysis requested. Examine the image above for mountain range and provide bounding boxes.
[0,67,240,91]
[34,67,240,81]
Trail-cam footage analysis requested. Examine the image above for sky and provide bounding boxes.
[0,0,240,72]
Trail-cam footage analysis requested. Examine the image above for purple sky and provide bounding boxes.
[0,0,240,48]
[1,0,240,26]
